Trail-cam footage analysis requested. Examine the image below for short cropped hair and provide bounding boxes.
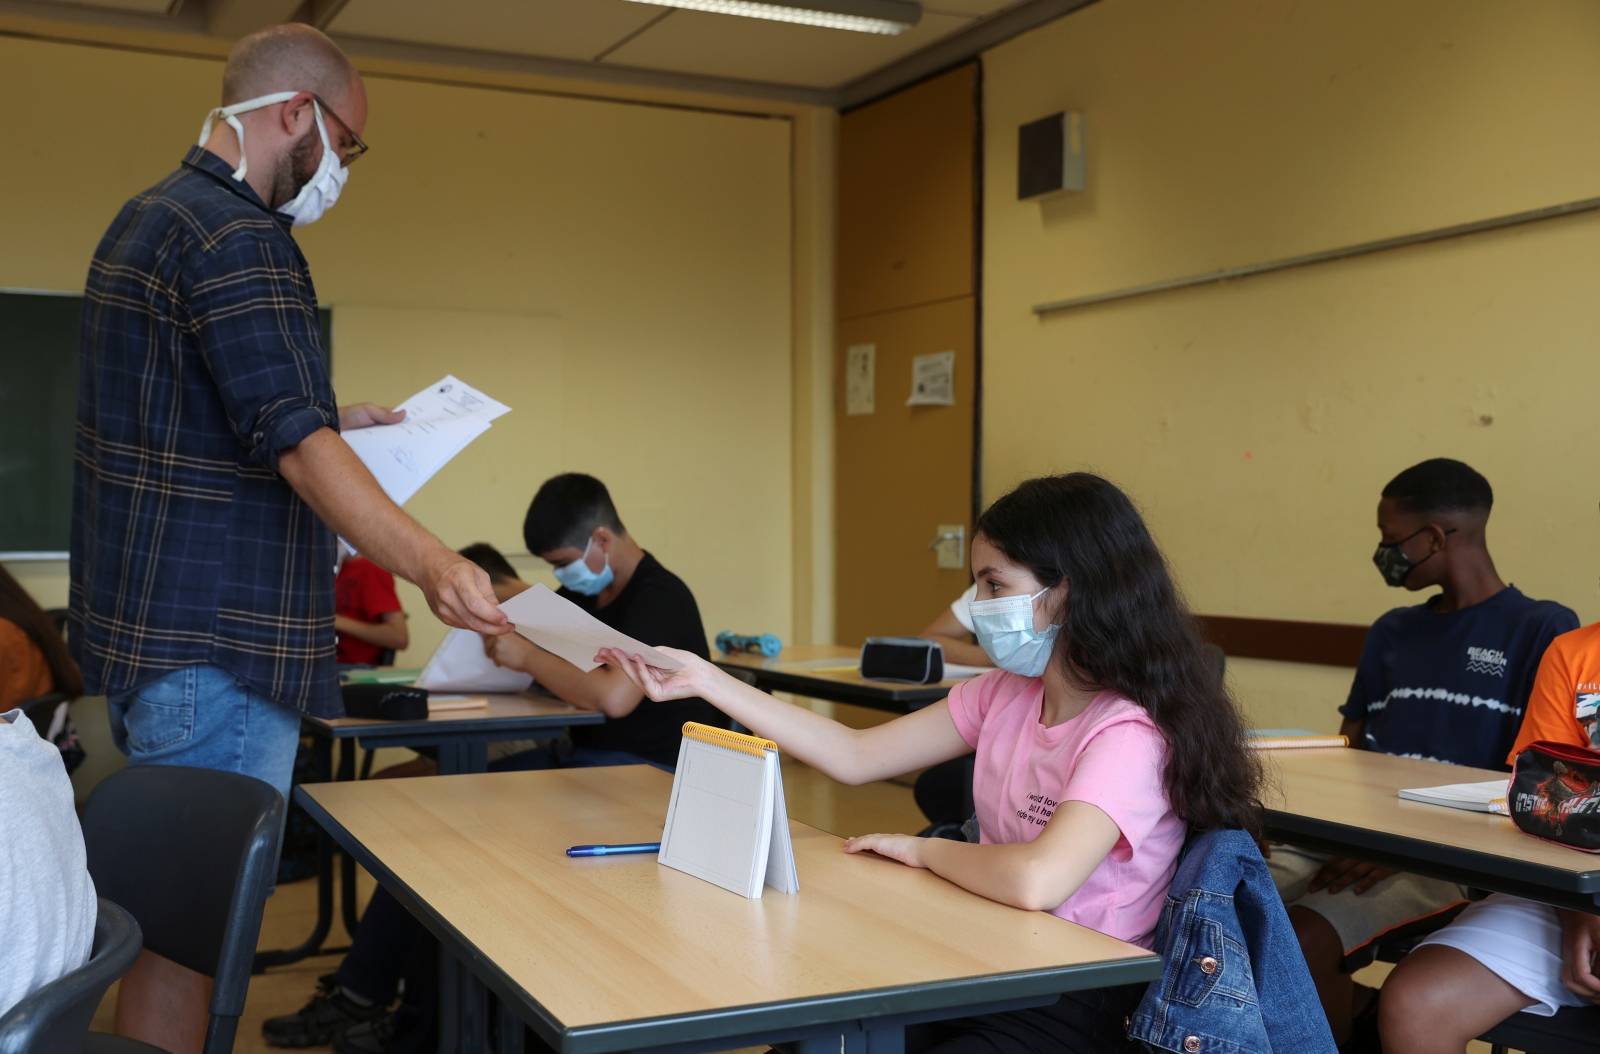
[458,543,519,584]
[523,474,626,555]
[1382,458,1493,516]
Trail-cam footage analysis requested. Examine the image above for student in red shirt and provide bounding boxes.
[333,555,408,666]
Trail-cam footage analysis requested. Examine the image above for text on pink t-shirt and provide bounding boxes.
[946,670,1185,948]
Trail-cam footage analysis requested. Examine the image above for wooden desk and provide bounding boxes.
[1263,748,1600,913]
[299,766,1159,1054]
[257,693,604,972]
[716,643,974,713]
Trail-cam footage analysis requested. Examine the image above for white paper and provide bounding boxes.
[416,628,534,694]
[1398,779,1509,814]
[906,350,956,407]
[342,374,510,507]
[942,663,989,679]
[498,584,683,673]
[846,343,875,416]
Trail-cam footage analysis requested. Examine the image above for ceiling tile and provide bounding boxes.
[601,8,973,89]
[329,0,664,63]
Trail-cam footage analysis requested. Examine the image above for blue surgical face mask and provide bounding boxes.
[553,537,614,597]
[969,587,1060,678]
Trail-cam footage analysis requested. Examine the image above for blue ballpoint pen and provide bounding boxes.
[566,842,661,857]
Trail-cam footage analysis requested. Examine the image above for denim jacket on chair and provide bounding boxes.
[1128,828,1335,1054]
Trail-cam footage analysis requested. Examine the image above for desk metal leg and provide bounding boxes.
[254,735,336,972]
[497,998,525,1054]
[337,739,362,938]
[437,947,458,1054]
[437,740,488,776]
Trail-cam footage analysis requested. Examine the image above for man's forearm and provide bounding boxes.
[279,428,450,589]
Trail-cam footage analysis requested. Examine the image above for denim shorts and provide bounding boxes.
[108,663,303,801]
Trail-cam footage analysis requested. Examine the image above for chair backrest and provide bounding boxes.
[80,766,284,1054]
[17,693,66,739]
[0,898,143,1054]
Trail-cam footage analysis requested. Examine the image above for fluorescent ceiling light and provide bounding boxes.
[623,0,922,36]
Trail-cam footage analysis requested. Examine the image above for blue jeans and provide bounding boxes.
[108,663,303,801]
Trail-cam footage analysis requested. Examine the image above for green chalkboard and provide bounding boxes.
[0,291,331,557]
[0,293,81,556]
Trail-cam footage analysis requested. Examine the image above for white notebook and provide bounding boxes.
[658,723,799,899]
[1398,779,1509,814]
[416,628,535,694]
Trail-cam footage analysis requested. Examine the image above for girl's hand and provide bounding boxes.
[842,833,927,868]
[596,646,721,702]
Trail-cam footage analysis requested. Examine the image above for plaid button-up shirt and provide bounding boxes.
[70,147,342,716]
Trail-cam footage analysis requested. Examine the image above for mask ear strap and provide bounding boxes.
[196,91,301,182]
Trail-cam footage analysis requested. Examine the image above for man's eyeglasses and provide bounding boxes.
[312,94,368,167]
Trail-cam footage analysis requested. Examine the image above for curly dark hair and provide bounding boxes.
[976,473,1263,838]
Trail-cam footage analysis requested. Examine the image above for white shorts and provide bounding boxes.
[1416,894,1592,1017]
[1270,844,1467,957]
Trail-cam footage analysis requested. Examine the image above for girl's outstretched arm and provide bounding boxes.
[598,646,970,784]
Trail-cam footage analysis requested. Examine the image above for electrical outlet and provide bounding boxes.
[932,524,966,570]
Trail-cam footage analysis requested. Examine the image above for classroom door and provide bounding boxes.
[833,65,978,645]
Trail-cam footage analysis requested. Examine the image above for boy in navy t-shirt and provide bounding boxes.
[1273,459,1577,1049]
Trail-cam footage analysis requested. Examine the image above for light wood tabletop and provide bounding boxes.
[299,765,1158,1053]
[716,643,979,712]
[1264,747,1600,910]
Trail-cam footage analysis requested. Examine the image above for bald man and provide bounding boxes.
[72,25,509,1050]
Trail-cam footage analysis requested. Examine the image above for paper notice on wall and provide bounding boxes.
[907,350,956,407]
[846,343,875,416]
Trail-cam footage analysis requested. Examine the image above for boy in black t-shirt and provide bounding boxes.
[1271,459,1577,1050]
[482,473,724,768]
[263,477,722,1053]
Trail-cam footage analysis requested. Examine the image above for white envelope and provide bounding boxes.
[498,584,684,673]
[416,628,534,694]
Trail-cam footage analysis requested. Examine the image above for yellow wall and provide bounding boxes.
[982,0,1600,730]
[1,33,807,669]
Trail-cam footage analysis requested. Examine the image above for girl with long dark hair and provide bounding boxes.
[602,473,1263,1053]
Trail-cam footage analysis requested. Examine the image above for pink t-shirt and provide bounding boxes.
[946,670,1185,948]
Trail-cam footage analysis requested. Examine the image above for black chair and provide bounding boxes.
[1482,1005,1600,1054]
[78,766,285,1054]
[0,899,143,1054]
[17,692,67,740]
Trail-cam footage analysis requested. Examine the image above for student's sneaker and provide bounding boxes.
[262,974,389,1048]
[333,1012,399,1054]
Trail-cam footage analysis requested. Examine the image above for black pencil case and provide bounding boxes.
[859,637,944,684]
[341,684,429,721]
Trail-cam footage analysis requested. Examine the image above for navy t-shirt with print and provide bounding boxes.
[1340,586,1578,770]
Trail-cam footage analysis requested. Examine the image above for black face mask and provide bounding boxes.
[1372,526,1454,587]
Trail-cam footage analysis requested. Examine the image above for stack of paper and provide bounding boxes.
[1397,780,1509,814]
[342,374,511,507]
[416,628,534,694]
[498,584,682,673]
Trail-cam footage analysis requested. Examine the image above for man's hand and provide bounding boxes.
[1309,857,1397,895]
[1559,909,1600,1003]
[339,403,405,430]
[420,555,509,636]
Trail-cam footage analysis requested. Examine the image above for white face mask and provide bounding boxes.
[197,91,349,227]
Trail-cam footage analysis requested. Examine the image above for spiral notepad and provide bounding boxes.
[658,722,800,899]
